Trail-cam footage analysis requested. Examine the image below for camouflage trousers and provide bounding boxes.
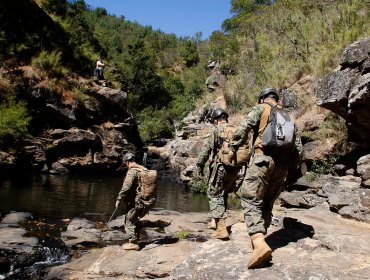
[207,163,240,219]
[239,154,288,235]
[125,197,156,241]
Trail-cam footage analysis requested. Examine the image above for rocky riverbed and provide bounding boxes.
[44,203,370,280]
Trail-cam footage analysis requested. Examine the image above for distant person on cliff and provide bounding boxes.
[197,108,250,240]
[115,153,157,250]
[94,58,105,80]
[229,87,303,268]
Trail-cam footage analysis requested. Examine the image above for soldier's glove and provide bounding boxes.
[115,199,120,209]
[196,164,204,177]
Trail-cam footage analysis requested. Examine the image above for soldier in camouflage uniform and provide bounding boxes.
[197,108,241,239]
[115,153,156,251]
[230,88,303,268]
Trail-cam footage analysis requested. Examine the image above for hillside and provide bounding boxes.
[0,0,209,174]
[0,0,369,184]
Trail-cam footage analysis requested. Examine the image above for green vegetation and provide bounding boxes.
[32,50,63,76]
[0,98,31,144]
[218,0,369,110]
[0,0,368,151]
[174,229,192,239]
[188,177,208,193]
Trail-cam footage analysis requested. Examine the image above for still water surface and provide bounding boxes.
[0,173,211,219]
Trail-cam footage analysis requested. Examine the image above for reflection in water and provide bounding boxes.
[0,173,213,218]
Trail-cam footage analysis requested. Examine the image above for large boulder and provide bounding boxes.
[357,154,370,187]
[316,37,370,148]
[321,175,370,222]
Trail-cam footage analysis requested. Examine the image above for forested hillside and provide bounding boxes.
[0,0,368,156]
[0,0,209,146]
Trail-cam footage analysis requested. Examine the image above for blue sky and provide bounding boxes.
[83,0,233,39]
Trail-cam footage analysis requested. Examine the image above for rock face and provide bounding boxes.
[205,61,227,92]
[0,67,141,175]
[316,37,370,148]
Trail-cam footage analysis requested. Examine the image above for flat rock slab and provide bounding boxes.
[46,205,370,279]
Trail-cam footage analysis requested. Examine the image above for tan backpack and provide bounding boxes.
[134,166,157,200]
[217,124,251,167]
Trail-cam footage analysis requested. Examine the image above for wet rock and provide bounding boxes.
[1,212,33,224]
[61,218,101,248]
[0,151,16,171]
[50,162,69,174]
[0,212,43,275]
[0,256,10,274]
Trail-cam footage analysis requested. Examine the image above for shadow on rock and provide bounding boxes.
[139,219,171,228]
[266,217,314,251]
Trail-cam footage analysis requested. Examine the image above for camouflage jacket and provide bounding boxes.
[197,123,228,168]
[231,104,303,158]
[117,163,143,201]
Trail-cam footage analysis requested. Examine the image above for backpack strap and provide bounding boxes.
[254,103,272,153]
[130,164,147,193]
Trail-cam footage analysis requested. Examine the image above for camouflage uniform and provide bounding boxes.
[231,104,303,235]
[198,124,240,219]
[117,163,156,242]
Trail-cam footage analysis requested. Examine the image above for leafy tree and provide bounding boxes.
[180,40,199,67]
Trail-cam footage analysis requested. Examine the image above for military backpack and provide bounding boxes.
[133,166,157,200]
[261,103,296,152]
[217,124,251,167]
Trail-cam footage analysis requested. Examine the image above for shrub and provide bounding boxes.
[32,50,63,76]
[188,177,208,193]
[0,98,31,144]
[138,107,173,144]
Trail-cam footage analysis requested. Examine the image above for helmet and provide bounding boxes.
[258,88,279,103]
[211,108,229,120]
[122,152,135,163]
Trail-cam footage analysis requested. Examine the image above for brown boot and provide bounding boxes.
[207,218,216,230]
[211,218,229,239]
[247,233,272,269]
[122,241,140,251]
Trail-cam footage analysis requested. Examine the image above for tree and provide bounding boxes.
[180,40,199,67]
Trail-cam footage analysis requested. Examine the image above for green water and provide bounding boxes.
[0,173,211,219]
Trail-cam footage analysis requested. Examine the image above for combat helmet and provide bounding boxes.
[211,108,229,121]
[258,87,279,104]
[122,152,135,163]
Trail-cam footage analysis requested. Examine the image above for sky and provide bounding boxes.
[83,0,233,39]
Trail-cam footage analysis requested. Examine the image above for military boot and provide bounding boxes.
[207,218,216,230]
[211,218,229,239]
[247,233,272,269]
